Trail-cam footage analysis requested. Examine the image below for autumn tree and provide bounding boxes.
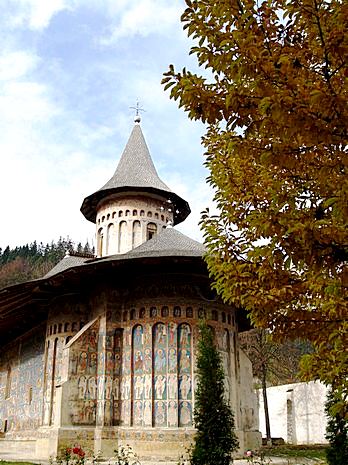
[240,329,311,443]
[191,321,238,465]
[163,0,348,410]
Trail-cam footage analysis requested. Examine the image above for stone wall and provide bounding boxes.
[257,381,329,444]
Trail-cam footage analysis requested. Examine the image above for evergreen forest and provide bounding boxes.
[0,238,94,289]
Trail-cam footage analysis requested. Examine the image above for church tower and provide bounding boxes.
[81,117,190,257]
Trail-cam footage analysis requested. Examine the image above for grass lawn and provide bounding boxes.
[263,444,327,462]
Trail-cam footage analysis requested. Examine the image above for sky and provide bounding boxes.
[0,0,216,250]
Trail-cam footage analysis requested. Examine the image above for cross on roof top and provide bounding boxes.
[130,101,145,123]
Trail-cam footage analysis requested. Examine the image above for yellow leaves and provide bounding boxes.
[165,0,348,400]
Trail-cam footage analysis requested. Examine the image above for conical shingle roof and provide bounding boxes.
[81,122,190,225]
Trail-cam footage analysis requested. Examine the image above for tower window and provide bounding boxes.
[146,223,157,240]
[140,210,145,217]
[126,210,130,216]
[133,209,137,216]
[147,211,152,218]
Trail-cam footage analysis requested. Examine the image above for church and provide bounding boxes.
[0,116,260,462]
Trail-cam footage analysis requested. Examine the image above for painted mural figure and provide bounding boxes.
[144,374,152,399]
[113,378,120,400]
[134,326,143,346]
[89,352,97,374]
[155,349,166,372]
[88,376,97,399]
[155,375,166,399]
[179,349,191,371]
[179,324,190,346]
[168,348,176,372]
[143,400,152,425]
[78,376,87,399]
[179,401,192,426]
[105,376,112,399]
[156,324,166,345]
[134,351,143,372]
[168,400,177,426]
[79,352,88,372]
[168,322,176,345]
[168,374,177,399]
[134,375,143,399]
[144,348,152,372]
[179,374,191,400]
[155,401,166,426]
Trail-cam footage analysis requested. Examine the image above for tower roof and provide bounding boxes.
[80,122,190,225]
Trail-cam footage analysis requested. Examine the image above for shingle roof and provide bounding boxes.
[80,123,190,225]
[128,227,205,258]
[44,254,90,278]
[101,124,171,192]
[44,228,205,279]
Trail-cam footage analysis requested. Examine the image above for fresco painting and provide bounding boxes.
[153,323,167,426]
[178,324,192,426]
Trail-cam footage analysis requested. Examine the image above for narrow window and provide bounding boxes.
[161,215,164,221]
[58,323,62,333]
[146,223,157,241]
[118,211,123,217]
[139,307,146,318]
[147,211,152,218]
[174,306,181,317]
[140,210,145,217]
[28,386,33,405]
[186,307,193,318]
[130,308,136,320]
[97,227,104,256]
[161,306,169,317]
[133,209,137,216]
[64,322,69,332]
[132,220,141,248]
[155,213,159,219]
[126,210,130,216]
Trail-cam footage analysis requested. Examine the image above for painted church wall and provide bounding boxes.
[0,325,45,434]
[61,319,100,426]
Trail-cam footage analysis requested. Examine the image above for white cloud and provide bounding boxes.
[0,50,39,81]
[100,0,183,44]
[6,0,74,30]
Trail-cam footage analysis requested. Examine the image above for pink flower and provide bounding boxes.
[246,450,253,457]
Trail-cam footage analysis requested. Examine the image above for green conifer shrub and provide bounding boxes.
[190,321,238,465]
[325,389,348,465]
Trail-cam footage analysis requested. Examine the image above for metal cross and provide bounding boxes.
[130,101,145,117]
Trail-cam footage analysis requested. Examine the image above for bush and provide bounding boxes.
[325,389,348,465]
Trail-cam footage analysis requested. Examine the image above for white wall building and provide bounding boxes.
[258,381,329,445]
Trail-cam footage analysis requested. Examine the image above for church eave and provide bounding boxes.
[80,186,190,225]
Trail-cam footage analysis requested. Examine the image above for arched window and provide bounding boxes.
[112,212,116,218]
[146,222,157,241]
[186,307,193,318]
[155,213,159,219]
[130,308,136,320]
[106,223,115,255]
[58,323,62,333]
[97,227,104,256]
[161,215,164,221]
[139,307,146,318]
[140,210,145,217]
[150,306,157,317]
[174,306,181,317]
[107,213,110,220]
[102,216,105,222]
[118,221,128,253]
[53,324,57,334]
[118,210,123,217]
[126,210,130,216]
[161,306,169,317]
[132,220,141,248]
[147,211,152,218]
[64,323,69,332]
[123,311,128,322]
[198,307,206,319]
[72,322,77,332]
[133,209,137,216]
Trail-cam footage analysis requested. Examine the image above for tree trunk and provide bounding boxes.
[261,364,272,445]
